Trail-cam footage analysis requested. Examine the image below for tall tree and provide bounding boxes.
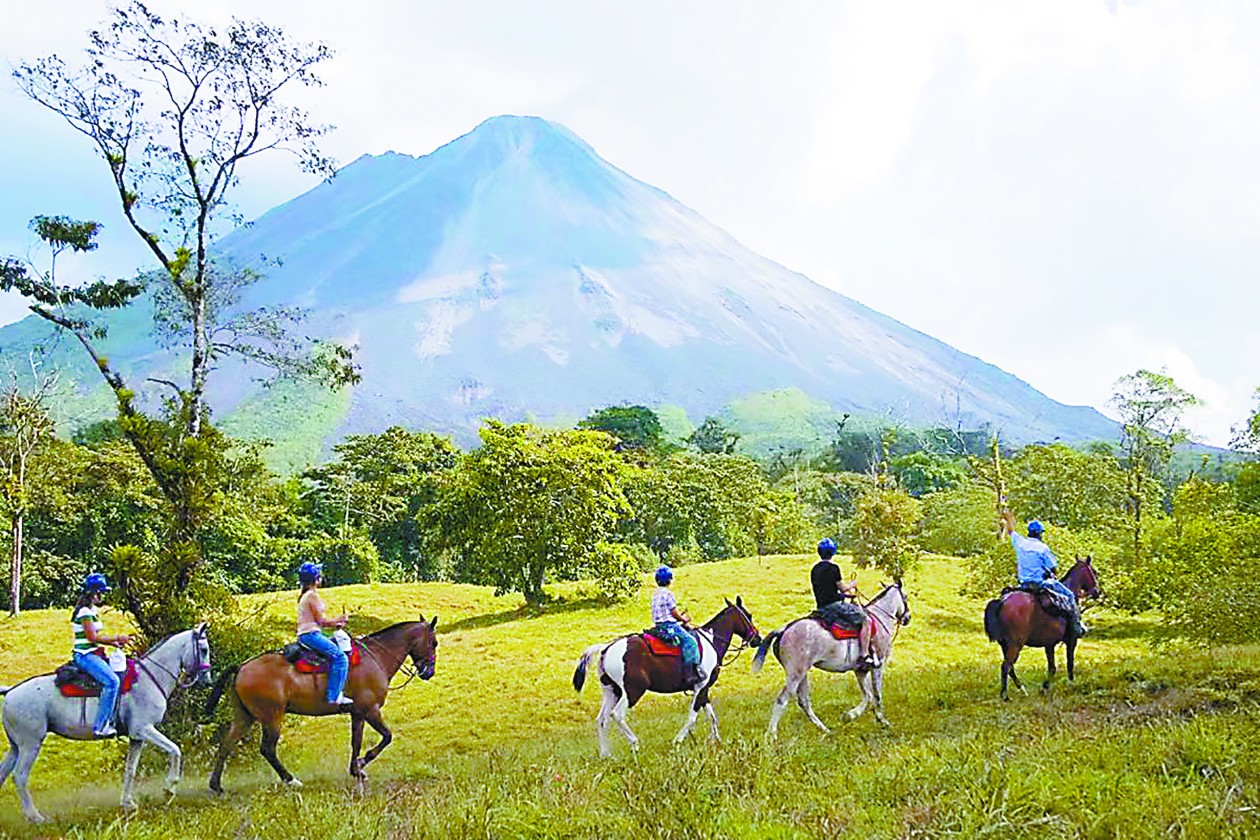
[578,405,664,454]
[2,4,357,633]
[1109,369,1200,566]
[688,416,740,455]
[0,362,56,615]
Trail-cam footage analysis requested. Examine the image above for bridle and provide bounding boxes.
[702,603,761,669]
[864,586,910,645]
[135,627,211,701]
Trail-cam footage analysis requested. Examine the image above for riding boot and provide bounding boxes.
[682,662,701,689]
[1073,606,1089,637]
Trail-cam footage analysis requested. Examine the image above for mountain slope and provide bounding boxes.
[0,115,1115,452]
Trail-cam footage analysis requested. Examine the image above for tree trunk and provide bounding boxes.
[8,513,20,617]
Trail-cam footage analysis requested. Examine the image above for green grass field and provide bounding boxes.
[1,556,1257,838]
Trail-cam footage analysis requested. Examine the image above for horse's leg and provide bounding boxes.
[121,738,145,811]
[132,723,182,797]
[596,684,617,757]
[0,734,16,787]
[258,714,299,788]
[768,660,809,740]
[358,705,393,770]
[11,734,46,823]
[209,692,254,794]
[795,674,831,734]
[1001,642,1023,701]
[612,685,641,752]
[845,669,873,722]
[673,690,705,745]
[349,713,366,778]
[871,666,891,728]
[1042,644,1057,694]
[704,701,721,742]
[1066,637,1077,682]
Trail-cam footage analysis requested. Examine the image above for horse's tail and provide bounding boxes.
[572,643,606,693]
[751,629,782,674]
[984,598,1005,643]
[202,665,238,720]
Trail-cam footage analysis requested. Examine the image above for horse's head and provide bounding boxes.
[407,616,439,680]
[183,622,213,687]
[1067,556,1102,601]
[721,596,761,648]
[892,579,911,626]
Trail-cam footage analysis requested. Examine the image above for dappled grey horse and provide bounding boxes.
[752,584,910,738]
[0,624,211,822]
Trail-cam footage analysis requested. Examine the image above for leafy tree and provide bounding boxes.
[1230,387,1260,455]
[0,366,56,614]
[890,451,968,497]
[919,482,996,557]
[1109,370,1200,567]
[3,5,357,633]
[1005,444,1127,534]
[850,485,923,580]
[578,405,664,453]
[688,416,740,455]
[428,422,630,604]
[302,427,459,579]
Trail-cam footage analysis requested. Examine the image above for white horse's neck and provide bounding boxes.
[136,630,191,699]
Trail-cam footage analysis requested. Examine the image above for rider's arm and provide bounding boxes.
[1000,510,1016,538]
[81,616,130,648]
[308,594,348,629]
[671,606,690,626]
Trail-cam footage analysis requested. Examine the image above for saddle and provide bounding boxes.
[283,640,364,674]
[817,616,876,642]
[640,626,696,658]
[54,650,140,698]
[1002,582,1073,620]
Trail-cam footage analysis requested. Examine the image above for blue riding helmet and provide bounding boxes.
[82,572,111,593]
[1027,520,1045,538]
[297,562,323,583]
[817,538,837,558]
[655,566,674,586]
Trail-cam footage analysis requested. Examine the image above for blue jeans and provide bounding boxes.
[653,622,699,666]
[1040,579,1078,610]
[298,632,349,702]
[73,651,119,732]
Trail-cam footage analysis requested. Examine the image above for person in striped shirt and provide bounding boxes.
[70,573,132,737]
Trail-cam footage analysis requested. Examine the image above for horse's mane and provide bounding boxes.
[366,620,426,639]
[864,584,901,607]
[702,599,751,629]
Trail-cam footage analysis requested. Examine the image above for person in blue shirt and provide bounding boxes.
[1001,511,1087,636]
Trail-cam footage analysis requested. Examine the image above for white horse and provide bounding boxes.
[752,584,910,738]
[0,624,211,822]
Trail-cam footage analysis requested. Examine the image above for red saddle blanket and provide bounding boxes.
[57,657,140,698]
[825,618,876,641]
[293,642,363,674]
[642,634,683,657]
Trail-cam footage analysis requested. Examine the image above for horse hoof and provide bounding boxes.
[287,778,304,789]
[122,801,138,813]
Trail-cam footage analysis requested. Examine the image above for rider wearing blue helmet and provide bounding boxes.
[1001,511,1087,635]
[810,539,880,669]
[70,573,132,737]
[296,562,354,707]
[650,565,704,688]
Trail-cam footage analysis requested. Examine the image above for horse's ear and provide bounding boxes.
[417,614,426,625]
[736,595,743,608]
[430,615,439,630]
[724,597,732,608]
[1086,556,1093,566]
[894,577,903,589]
[196,621,207,635]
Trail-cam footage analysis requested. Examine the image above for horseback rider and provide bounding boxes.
[650,565,704,688]
[1000,511,1088,636]
[70,572,132,737]
[810,538,880,669]
[296,562,354,707]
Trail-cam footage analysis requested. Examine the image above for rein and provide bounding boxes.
[359,633,427,693]
[133,630,207,701]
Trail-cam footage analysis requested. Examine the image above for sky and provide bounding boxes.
[2,0,1256,446]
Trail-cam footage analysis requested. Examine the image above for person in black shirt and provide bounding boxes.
[810,538,880,669]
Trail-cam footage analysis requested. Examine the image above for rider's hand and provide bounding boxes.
[116,634,132,647]
[335,615,349,628]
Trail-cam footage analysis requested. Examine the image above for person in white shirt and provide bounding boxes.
[650,566,703,688]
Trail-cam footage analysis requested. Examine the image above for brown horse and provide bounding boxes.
[205,618,438,792]
[984,558,1100,699]
[572,598,760,756]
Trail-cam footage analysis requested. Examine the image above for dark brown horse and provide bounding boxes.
[984,559,1100,699]
[572,598,760,756]
[205,618,438,792]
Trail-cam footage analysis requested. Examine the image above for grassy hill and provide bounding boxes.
[1,555,1257,837]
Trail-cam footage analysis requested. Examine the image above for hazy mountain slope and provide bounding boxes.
[0,115,1114,452]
